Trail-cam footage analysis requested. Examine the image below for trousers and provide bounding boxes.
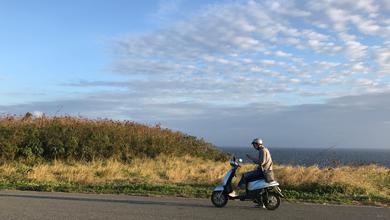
[237,169,264,187]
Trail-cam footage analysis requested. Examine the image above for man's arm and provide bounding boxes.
[259,148,265,166]
[246,151,262,164]
[246,154,259,163]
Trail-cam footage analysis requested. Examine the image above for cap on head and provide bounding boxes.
[252,138,263,145]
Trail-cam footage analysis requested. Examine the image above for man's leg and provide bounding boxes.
[245,169,266,208]
[245,169,264,183]
[238,170,260,188]
[229,170,258,197]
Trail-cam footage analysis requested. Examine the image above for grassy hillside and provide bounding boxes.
[0,114,228,162]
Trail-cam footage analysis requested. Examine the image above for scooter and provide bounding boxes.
[211,156,284,210]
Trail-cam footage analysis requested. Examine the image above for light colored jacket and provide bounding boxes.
[253,146,273,171]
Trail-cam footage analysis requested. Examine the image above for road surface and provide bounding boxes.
[0,191,388,220]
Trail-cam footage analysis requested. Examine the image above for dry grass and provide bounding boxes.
[22,156,231,185]
[274,164,390,198]
[0,156,388,203]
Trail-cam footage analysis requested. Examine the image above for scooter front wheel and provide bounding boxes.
[211,191,228,208]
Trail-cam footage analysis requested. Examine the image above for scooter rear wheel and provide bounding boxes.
[264,192,281,210]
[211,191,228,208]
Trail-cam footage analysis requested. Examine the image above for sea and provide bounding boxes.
[218,147,390,167]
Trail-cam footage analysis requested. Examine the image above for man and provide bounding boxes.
[229,138,274,197]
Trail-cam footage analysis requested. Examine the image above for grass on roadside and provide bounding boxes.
[0,155,389,206]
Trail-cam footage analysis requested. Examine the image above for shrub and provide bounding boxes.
[0,114,228,162]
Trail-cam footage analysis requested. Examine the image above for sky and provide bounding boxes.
[1,0,390,148]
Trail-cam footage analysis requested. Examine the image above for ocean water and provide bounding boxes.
[218,147,390,167]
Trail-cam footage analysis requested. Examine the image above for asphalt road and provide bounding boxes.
[0,191,388,220]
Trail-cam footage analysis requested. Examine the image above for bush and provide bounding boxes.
[0,114,228,162]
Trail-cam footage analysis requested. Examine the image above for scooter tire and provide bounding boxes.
[211,191,228,208]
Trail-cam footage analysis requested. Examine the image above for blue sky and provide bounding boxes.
[1,0,390,148]
[0,0,220,103]
[0,0,158,103]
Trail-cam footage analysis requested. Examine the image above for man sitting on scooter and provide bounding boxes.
[229,138,274,197]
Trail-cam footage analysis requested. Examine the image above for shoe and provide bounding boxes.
[228,191,239,197]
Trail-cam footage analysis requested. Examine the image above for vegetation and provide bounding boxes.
[0,114,228,162]
[0,114,388,207]
[0,156,388,206]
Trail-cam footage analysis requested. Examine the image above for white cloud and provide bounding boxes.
[274,50,292,57]
[375,46,390,74]
[350,62,367,72]
[114,0,389,103]
[260,59,276,65]
[265,0,311,17]
[350,15,381,34]
[149,0,185,24]
[339,33,368,60]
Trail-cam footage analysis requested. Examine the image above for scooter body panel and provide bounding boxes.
[222,169,234,186]
[213,185,224,191]
[247,180,279,191]
[213,167,236,192]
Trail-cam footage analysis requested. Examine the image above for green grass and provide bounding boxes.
[283,189,390,206]
[0,180,212,198]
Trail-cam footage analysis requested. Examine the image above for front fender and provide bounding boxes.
[213,185,224,192]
